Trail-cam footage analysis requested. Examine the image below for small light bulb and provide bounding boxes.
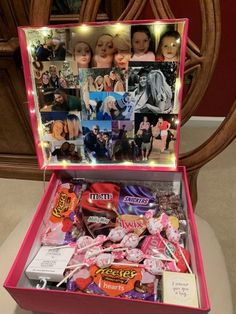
[114,23,124,32]
[80,24,90,33]
[61,160,68,168]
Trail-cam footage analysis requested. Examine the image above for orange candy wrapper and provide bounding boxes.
[49,186,79,224]
[90,265,142,297]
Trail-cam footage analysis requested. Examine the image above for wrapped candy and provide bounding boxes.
[40,183,84,245]
[93,253,165,276]
[145,211,178,262]
[120,232,140,248]
[166,225,181,243]
[80,182,120,237]
[108,226,127,242]
[118,185,157,216]
[143,258,164,275]
[125,248,174,263]
[165,225,192,273]
[145,211,169,235]
[141,234,191,273]
[76,235,105,252]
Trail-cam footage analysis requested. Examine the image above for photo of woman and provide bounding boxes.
[129,61,177,114]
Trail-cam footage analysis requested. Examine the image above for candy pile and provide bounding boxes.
[30,179,192,302]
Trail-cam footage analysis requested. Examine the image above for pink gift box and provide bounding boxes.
[4,167,210,314]
[4,18,210,313]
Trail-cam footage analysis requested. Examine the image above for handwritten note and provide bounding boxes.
[162,271,199,308]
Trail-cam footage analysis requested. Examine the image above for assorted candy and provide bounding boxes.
[29,178,195,305]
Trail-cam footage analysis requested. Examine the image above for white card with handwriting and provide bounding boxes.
[162,271,199,308]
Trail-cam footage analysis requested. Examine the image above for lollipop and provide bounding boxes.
[56,247,98,288]
[166,225,192,273]
[86,232,141,259]
[107,226,127,242]
[56,262,89,287]
[67,252,165,276]
[143,258,165,275]
[76,235,106,253]
[95,253,165,275]
[77,236,94,249]
[120,232,140,248]
[49,235,105,251]
[145,211,178,262]
[126,248,174,263]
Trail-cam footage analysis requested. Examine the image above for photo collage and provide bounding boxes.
[22,20,187,167]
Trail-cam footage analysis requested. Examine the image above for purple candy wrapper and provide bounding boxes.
[122,289,154,301]
[118,185,157,216]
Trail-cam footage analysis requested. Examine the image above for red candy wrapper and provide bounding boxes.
[80,182,120,237]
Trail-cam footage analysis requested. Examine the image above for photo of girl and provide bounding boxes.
[72,40,93,68]
[156,30,181,62]
[153,116,171,152]
[45,120,65,141]
[113,33,131,72]
[97,95,118,120]
[130,25,155,61]
[64,113,82,140]
[130,67,149,112]
[92,33,115,68]
[94,75,104,91]
[146,70,173,113]
[139,115,150,131]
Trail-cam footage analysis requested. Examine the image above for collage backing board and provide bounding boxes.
[18,19,188,170]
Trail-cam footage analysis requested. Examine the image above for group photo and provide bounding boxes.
[134,113,177,163]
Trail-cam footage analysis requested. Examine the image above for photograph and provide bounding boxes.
[34,61,78,90]
[87,91,134,121]
[128,61,177,114]
[50,141,84,163]
[112,120,134,140]
[134,113,178,164]
[81,120,112,163]
[155,24,182,62]
[111,120,135,162]
[130,24,156,62]
[26,29,69,62]
[41,112,82,141]
[39,88,81,112]
[79,67,126,93]
[40,111,84,164]
[69,24,131,69]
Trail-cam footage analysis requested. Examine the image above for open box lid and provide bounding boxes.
[18,19,188,171]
